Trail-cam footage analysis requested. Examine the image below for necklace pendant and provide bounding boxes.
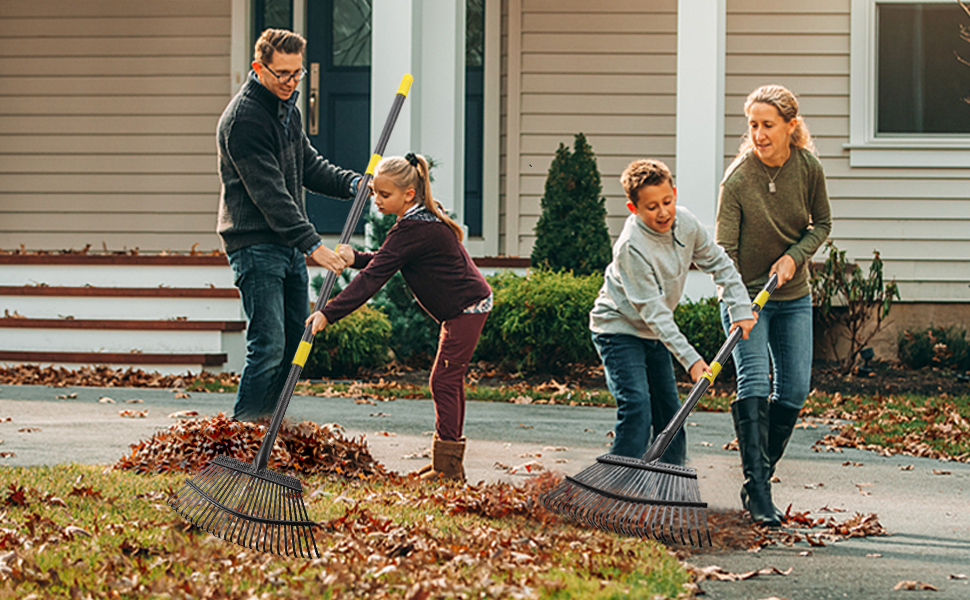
[768,182,776,193]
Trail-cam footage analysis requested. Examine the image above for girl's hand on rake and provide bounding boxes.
[689,359,711,383]
[335,244,354,267]
[306,311,329,335]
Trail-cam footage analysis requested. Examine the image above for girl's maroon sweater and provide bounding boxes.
[321,212,491,324]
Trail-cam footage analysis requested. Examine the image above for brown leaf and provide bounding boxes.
[893,580,938,591]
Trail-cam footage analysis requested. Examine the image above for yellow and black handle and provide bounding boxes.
[254,74,413,472]
[641,273,778,463]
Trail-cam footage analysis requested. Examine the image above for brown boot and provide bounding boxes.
[420,435,466,483]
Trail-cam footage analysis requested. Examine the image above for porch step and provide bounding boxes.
[0,351,227,368]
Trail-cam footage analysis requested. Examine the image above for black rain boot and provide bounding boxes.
[731,397,780,527]
[766,402,802,520]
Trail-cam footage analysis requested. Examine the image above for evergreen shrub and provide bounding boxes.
[530,133,612,276]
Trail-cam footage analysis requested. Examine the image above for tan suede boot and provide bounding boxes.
[419,435,466,482]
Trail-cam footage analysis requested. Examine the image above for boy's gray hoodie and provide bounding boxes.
[589,206,753,371]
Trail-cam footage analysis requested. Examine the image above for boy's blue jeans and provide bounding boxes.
[592,332,686,465]
[228,243,310,421]
[719,294,813,410]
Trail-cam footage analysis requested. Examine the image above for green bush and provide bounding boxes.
[530,133,612,276]
[303,304,392,378]
[897,326,970,371]
[673,296,731,376]
[474,269,603,372]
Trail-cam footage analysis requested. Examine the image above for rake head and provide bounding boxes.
[170,455,320,558]
[541,454,711,547]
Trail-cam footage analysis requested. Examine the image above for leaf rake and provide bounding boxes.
[541,274,779,546]
[170,74,414,559]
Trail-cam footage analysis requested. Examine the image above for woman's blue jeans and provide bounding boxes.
[228,244,310,421]
[592,332,686,465]
[720,294,813,410]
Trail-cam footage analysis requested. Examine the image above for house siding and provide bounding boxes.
[723,0,970,303]
[504,0,679,258]
[0,0,231,253]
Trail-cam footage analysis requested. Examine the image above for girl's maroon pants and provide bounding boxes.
[430,311,488,441]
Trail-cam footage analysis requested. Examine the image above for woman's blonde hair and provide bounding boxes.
[377,154,463,241]
[735,84,816,159]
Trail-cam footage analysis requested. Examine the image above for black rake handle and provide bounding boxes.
[641,273,779,463]
[252,74,414,472]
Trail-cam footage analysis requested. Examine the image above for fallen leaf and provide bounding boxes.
[125,399,144,404]
[931,469,952,475]
[118,410,148,418]
[893,580,938,591]
[167,410,199,419]
[98,396,115,404]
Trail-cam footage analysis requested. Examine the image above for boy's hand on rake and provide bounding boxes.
[689,359,712,383]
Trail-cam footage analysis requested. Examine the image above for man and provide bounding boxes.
[217,29,361,421]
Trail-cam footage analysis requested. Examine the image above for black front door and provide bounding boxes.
[305,0,372,234]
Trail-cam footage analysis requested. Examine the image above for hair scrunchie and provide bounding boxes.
[404,152,419,167]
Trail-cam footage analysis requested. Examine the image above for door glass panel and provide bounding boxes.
[466,0,484,67]
[252,0,293,44]
[333,0,372,67]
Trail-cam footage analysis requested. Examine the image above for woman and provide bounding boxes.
[716,85,832,526]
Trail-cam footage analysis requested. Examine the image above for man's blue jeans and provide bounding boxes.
[592,332,686,465]
[228,244,310,421]
[720,294,813,410]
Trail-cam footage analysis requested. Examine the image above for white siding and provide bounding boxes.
[723,0,970,302]
[0,0,231,253]
[503,0,678,257]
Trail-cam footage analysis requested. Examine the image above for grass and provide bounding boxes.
[803,391,970,460]
[0,464,694,599]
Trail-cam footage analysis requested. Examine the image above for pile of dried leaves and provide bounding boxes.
[114,414,386,480]
[810,394,970,462]
[0,364,239,390]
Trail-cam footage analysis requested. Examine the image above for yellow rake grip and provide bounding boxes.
[365,153,382,176]
[754,290,770,309]
[292,341,312,367]
[397,73,414,97]
[701,361,722,385]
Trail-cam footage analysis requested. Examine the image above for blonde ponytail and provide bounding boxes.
[377,154,464,241]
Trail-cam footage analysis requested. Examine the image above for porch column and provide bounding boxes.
[372,0,466,223]
[676,0,726,299]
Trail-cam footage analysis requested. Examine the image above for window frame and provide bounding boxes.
[848,0,970,167]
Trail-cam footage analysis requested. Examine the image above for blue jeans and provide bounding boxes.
[228,244,310,421]
[592,333,686,465]
[720,294,813,410]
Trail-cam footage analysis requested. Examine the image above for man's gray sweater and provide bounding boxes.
[216,75,360,254]
[590,206,753,371]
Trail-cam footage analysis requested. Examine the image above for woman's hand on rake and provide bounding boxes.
[729,312,758,339]
[305,311,329,335]
[311,244,348,275]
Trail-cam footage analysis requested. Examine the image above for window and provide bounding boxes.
[849,0,970,167]
[877,3,970,134]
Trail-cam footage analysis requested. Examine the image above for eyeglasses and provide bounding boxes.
[259,62,307,85]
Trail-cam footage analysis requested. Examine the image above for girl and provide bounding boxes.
[716,85,832,526]
[306,153,492,483]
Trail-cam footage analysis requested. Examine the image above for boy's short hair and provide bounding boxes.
[620,159,673,206]
[255,28,306,64]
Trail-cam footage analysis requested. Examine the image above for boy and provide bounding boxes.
[590,159,756,464]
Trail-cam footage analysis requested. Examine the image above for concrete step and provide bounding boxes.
[0,286,243,321]
[0,318,245,371]
[0,351,228,375]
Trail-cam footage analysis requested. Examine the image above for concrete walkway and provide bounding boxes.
[1,384,968,599]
